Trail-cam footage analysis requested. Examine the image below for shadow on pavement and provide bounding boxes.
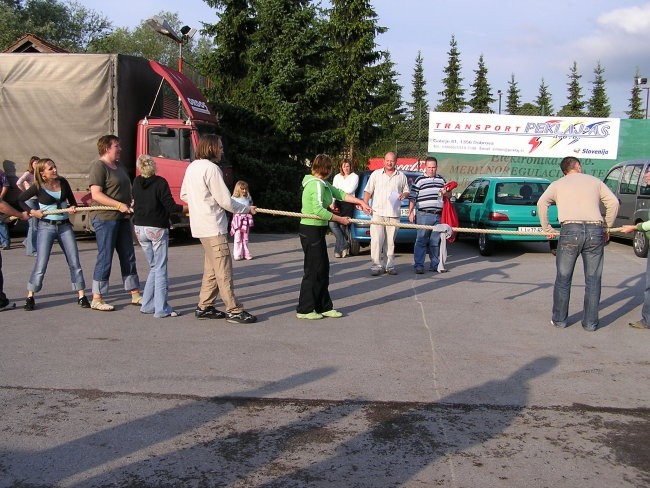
[0,358,558,487]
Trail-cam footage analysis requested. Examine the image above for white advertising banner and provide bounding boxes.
[428,112,620,160]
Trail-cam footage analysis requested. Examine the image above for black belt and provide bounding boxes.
[41,218,70,226]
[418,209,442,214]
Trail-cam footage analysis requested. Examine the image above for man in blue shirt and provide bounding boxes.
[408,156,449,274]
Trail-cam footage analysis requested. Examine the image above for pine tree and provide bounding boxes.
[536,78,554,116]
[366,52,405,161]
[506,74,521,115]
[587,61,610,117]
[558,61,584,116]
[436,35,465,112]
[468,54,494,113]
[327,0,396,159]
[627,68,645,119]
[200,0,256,103]
[403,51,429,157]
[245,0,334,157]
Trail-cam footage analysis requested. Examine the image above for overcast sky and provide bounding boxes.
[77,0,650,118]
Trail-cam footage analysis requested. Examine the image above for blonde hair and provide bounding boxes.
[33,158,56,189]
[136,154,157,178]
[232,180,251,199]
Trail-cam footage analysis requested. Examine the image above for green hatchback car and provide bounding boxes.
[453,176,560,256]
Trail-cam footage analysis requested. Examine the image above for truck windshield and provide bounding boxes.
[148,127,193,161]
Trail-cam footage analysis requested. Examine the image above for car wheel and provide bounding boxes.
[478,231,493,256]
[633,230,649,258]
[349,239,361,256]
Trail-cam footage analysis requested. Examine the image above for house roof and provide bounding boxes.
[3,33,68,53]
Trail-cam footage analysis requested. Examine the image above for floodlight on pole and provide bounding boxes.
[497,89,503,114]
[147,16,195,73]
[147,16,182,43]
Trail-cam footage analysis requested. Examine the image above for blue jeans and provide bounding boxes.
[328,221,349,254]
[92,217,139,296]
[135,226,173,318]
[414,211,441,270]
[641,253,650,326]
[552,223,605,330]
[28,220,85,292]
[0,222,8,247]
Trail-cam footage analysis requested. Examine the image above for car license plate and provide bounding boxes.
[518,226,544,233]
[400,208,410,217]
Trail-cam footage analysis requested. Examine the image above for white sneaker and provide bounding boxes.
[334,252,342,258]
[341,249,349,258]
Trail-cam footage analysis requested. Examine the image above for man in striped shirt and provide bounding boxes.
[408,156,449,274]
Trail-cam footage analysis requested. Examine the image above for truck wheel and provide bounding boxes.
[633,230,649,258]
[349,239,361,256]
[478,231,493,256]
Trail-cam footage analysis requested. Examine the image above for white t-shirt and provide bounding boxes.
[332,172,359,195]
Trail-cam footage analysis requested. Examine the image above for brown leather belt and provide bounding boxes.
[561,220,603,226]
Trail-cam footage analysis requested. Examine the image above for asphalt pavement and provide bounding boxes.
[0,232,648,487]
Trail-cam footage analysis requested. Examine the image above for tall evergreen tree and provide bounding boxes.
[201,0,256,103]
[408,52,428,124]
[327,0,394,159]
[468,54,494,113]
[627,68,646,119]
[436,35,465,112]
[365,51,405,162]
[200,0,334,229]
[536,78,554,116]
[403,51,428,156]
[587,61,610,117]
[506,74,521,115]
[245,0,332,155]
[558,61,585,116]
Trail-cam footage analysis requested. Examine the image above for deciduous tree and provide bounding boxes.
[0,0,111,51]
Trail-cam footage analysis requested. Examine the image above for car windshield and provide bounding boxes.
[494,182,549,205]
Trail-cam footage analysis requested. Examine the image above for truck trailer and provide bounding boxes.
[0,53,224,231]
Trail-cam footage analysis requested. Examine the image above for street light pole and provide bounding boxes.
[497,89,502,114]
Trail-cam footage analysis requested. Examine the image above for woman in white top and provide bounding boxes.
[15,156,39,256]
[329,159,359,257]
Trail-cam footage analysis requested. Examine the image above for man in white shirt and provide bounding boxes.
[363,152,409,276]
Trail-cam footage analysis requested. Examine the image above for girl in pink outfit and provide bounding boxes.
[230,181,254,260]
